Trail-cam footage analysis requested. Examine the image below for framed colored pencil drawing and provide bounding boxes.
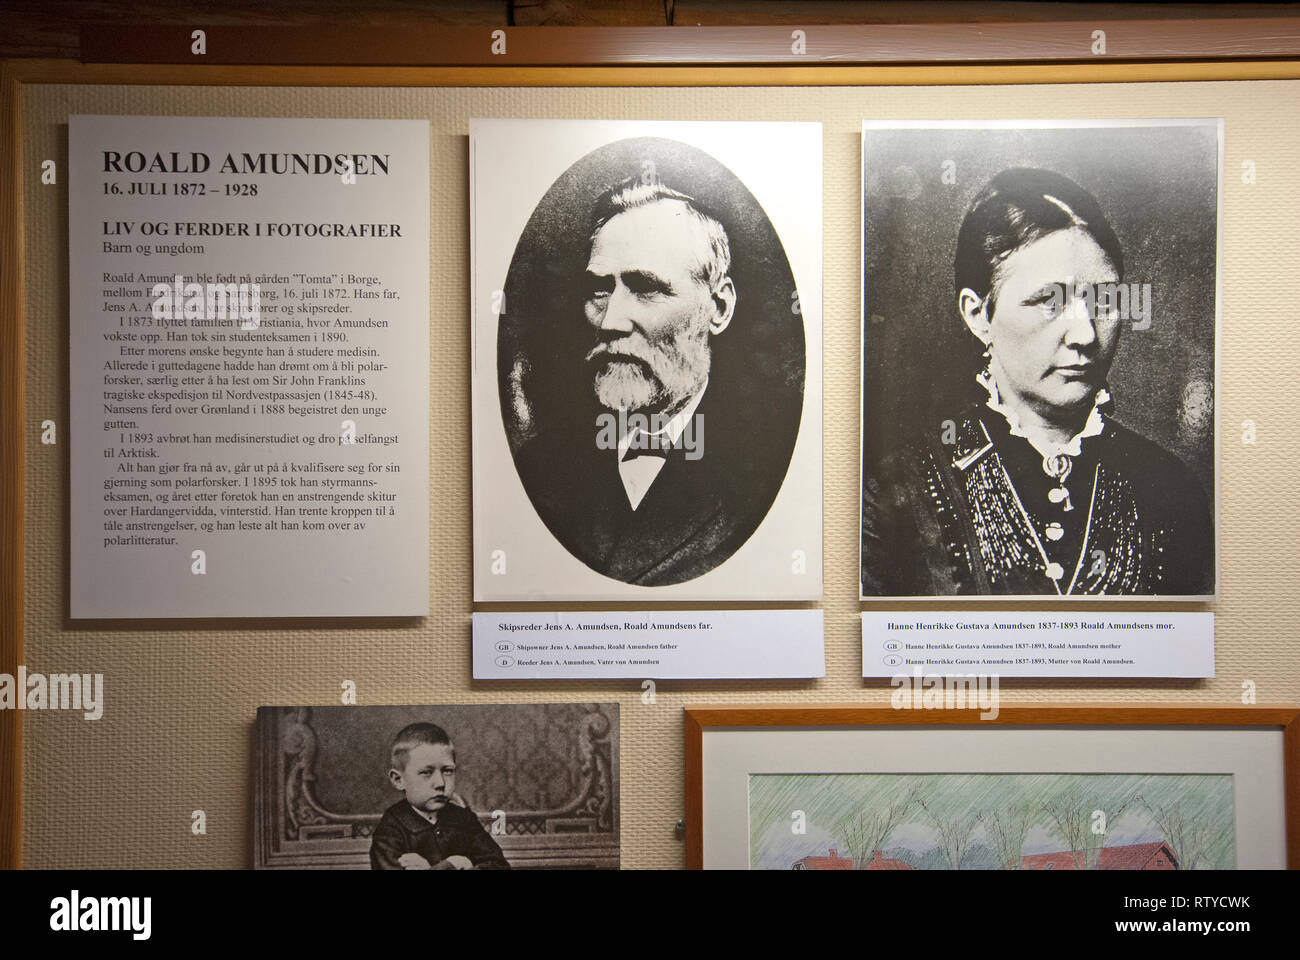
[684,704,1299,870]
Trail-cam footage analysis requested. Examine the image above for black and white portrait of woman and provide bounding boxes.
[861,121,1219,598]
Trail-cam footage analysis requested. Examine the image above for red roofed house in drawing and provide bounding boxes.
[1020,841,1178,870]
[863,850,914,870]
[792,849,915,870]
[792,848,856,870]
[791,842,1178,870]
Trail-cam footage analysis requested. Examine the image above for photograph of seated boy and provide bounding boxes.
[369,722,510,870]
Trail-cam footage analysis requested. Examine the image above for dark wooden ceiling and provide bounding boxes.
[4,1,1300,60]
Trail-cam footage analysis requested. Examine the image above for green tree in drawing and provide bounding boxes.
[1040,784,1138,870]
[915,793,981,870]
[833,784,915,870]
[980,802,1035,870]
[1138,796,1215,870]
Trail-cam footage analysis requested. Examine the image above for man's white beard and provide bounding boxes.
[594,361,659,412]
[592,336,710,414]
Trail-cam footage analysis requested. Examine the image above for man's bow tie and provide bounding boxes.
[621,433,692,463]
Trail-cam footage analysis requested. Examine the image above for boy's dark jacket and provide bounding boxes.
[369,799,510,870]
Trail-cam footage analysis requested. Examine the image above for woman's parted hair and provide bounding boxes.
[953,167,1124,313]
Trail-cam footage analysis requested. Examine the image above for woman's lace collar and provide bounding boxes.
[976,366,1110,461]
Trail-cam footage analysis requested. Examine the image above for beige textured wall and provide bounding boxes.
[21,79,1300,868]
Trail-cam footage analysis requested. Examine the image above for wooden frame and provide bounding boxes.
[71,20,1300,67]
[683,703,1300,869]
[3,20,1299,870]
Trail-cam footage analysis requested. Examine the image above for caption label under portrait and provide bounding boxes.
[863,611,1213,678]
[474,610,824,679]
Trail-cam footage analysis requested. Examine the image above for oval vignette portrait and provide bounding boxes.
[496,136,806,587]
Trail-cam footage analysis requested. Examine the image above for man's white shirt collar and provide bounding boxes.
[616,381,707,511]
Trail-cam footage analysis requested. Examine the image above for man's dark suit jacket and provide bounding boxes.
[514,394,783,586]
[369,799,510,870]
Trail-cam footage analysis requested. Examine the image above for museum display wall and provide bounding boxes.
[16,77,1300,868]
